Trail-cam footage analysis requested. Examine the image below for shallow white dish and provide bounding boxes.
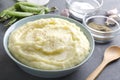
[17,0,49,6]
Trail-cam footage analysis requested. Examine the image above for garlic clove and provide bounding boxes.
[107,8,118,15]
[60,9,69,17]
[105,17,116,26]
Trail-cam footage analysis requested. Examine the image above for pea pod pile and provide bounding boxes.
[0,2,57,26]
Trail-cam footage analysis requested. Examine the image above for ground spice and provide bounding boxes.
[88,22,112,32]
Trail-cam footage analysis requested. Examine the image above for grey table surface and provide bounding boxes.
[0,0,120,80]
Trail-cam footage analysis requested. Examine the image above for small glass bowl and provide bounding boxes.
[66,0,103,21]
[83,14,120,43]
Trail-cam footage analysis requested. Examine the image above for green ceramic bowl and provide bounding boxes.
[3,14,94,78]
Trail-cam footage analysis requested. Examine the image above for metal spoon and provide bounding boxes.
[86,46,120,80]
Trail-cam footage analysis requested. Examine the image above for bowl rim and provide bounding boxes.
[83,15,120,34]
[66,0,103,14]
[3,14,94,72]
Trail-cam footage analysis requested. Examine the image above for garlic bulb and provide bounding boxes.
[106,8,120,25]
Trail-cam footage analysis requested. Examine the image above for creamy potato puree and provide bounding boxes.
[8,18,90,70]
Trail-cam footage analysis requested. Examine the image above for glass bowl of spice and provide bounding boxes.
[83,14,120,43]
[66,0,103,21]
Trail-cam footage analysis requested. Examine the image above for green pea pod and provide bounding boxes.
[5,17,17,27]
[0,15,11,22]
[44,7,50,13]
[18,2,42,7]
[0,8,13,22]
[6,11,34,17]
[19,4,44,14]
[0,6,15,18]
[39,9,45,14]
[0,11,6,18]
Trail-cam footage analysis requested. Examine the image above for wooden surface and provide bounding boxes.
[0,0,120,80]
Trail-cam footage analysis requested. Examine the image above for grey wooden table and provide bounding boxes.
[0,0,120,80]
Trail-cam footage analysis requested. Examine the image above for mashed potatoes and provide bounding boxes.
[8,18,90,70]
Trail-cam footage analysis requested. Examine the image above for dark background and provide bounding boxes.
[0,0,120,80]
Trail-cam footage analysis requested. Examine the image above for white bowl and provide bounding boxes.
[3,14,94,78]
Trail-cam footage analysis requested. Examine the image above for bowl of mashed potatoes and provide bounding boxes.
[3,14,94,78]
